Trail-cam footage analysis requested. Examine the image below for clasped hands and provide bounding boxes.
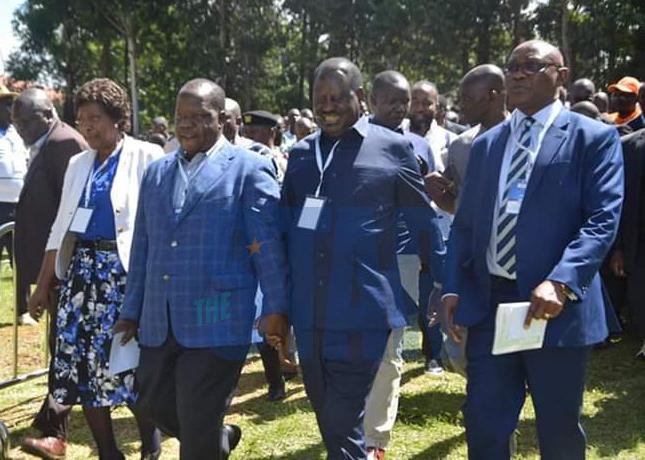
[440,279,568,343]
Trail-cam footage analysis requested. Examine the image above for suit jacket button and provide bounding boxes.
[170,240,178,247]
[115,208,121,214]
[163,274,170,281]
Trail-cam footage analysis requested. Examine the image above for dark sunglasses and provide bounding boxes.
[504,62,558,75]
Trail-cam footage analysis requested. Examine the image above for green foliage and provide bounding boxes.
[6,0,643,128]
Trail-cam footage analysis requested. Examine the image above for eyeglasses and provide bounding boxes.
[504,61,558,75]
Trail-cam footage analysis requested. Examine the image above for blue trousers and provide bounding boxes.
[418,270,443,361]
[298,330,387,460]
[465,279,590,460]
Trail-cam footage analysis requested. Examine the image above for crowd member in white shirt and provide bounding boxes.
[408,80,457,375]
[0,85,27,272]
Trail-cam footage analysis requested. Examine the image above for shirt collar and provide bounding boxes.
[90,136,125,164]
[177,135,228,163]
[512,99,563,134]
[315,115,370,142]
[351,115,370,138]
[30,123,56,150]
[367,114,405,133]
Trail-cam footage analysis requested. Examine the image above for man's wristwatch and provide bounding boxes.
[555,282,577,301]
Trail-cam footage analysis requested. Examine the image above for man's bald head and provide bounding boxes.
[372,71,410,99]
[411,80,438,98]
[14,88,55,113]
[505,39,568,115]
[459,64,506,127]
[178,78,226,112]
[12,87,57,145]
[592,91,609,113]
[569,78,596,104]
[314,57,363,92]
[511,40,565,67]
[461,64,505,93]
[312,57,364,137]
[370,70,411,129]
[225,98,242,119]
[175,78,226,156]
[570,100,602,120]
[294,116,316,141]
[409,80,440,135]
[221,98,243,143]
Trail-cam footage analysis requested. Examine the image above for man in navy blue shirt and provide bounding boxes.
[282,58,445,459]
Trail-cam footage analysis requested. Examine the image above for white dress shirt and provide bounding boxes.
[486,99,563,279]
[27,123,55,165]
[0,125,27,203]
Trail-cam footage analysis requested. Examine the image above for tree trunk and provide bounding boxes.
[510,0,523,47]
[475,2,492,64]
[561,0,572,78]
[298,10,308,108]
[124,15,139,136]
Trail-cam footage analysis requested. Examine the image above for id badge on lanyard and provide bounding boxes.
[297,136,338,231]
[505,179,527,215]
[70,166,101,233]
[70,148,120,233]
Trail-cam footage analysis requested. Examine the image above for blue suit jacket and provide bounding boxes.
[121,140,288,348]
[444,109,624,347]
[282,118,445,334]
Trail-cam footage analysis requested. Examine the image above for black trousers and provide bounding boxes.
[258,342,283,389]
[135,333,247,460]
[626,246,645,339]
[32,301,71,438]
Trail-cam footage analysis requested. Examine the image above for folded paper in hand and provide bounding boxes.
[108,332,140,376]
[492,302,547,355]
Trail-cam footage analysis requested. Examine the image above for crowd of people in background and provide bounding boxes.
[0,36,642,460]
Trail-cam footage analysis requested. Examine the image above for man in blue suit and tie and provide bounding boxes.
[282,57,446,459]
[115,78,289,459]
[442,40,624,459]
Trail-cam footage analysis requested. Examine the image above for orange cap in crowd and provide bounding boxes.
[608,76,640,95]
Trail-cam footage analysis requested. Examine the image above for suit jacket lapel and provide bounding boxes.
[175,145,236,223]
[69,151,96,209]
[157,155,178,223]
[525,110,569,199]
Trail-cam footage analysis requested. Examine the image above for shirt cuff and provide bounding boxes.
[441,293,459,301]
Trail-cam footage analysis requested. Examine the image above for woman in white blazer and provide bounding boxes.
[26,79,163,460]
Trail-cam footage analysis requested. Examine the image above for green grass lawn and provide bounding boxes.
[1,258,644,459]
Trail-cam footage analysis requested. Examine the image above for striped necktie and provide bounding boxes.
[495,116,534,276]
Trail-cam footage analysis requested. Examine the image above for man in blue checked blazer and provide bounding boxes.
[443,41,623,459]
[116,78,288,460]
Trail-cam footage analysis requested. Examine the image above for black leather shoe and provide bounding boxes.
[141,449,161,460]
[267,383,286,401]
[223,424,242,452]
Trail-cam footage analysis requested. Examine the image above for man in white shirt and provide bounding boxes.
[0,85,27,286]
[409,80,456,374]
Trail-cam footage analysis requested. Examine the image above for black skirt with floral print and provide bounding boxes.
[52,245,135,407]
